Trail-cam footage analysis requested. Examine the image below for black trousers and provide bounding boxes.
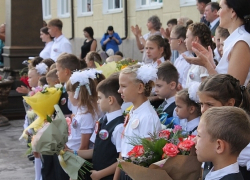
[120,170,133,180]
[41,154,69,180]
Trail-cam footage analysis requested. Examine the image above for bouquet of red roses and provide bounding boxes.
[119,125,201,180]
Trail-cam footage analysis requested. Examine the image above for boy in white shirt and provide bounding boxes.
[47,19,72,61]
[196,107,250,180]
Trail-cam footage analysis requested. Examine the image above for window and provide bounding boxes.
[136,0,163,10]
[58,0,70,18]
[77,0,93,16]
[180,0,217,7]
[42,0,51,19]
[103,0,123,14]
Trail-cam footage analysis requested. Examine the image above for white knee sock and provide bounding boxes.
[34,157,42,180]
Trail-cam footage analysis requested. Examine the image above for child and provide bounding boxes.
[175,88,201,135]
[198,74,250,180]
[56,53,81,115]
[145,35,171,68]
[46,69,59,87]
[47,18,72,61]
[171,25,192,88]
[69,73,124,180]
[196,106,250,180]
[217,27,230,57]
[114,64,162,180]
[184,23,215,86]
[155,62,179,122]
[42,58,55,69]
[85,51,102,68]
[38,76,47,87]
[66,70,99,151]
[25,64,48,180]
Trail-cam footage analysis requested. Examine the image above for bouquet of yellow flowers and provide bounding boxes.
[116,58,138,70]
[95,58,138,78]
[20,86,62,140]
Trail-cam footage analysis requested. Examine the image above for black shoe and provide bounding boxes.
[27,154,33,158]
[28,155,34,161]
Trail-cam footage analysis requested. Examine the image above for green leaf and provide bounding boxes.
[154,139,167,155]
[46,115,52,123]
[118,163,123,169]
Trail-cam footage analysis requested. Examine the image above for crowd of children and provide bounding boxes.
[21,52,250,180]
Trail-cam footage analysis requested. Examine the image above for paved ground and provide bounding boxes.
[0,120,35,180]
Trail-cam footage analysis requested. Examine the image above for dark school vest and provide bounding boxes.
[163,102,176,118]
[203,162,250,180]
[220,172,244,180]
[92,115,124,180]
[58,90,72,115]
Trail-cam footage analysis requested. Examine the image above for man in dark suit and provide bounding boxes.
[196,0,211,26]
[204,2,220,37]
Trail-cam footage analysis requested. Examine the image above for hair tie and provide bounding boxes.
[244,15,250,23]
[240,85,246,92]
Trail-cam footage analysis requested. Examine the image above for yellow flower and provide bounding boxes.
[121,65,128,70]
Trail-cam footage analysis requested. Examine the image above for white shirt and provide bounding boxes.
[238,142,250,170]
[90,109,124,152]
[209,17,220,30]
[205,162,239,180]
[121,100,162,157]
[39,41,53,59]
[186,64,209,87]
[163,96,175,111]
[179,117,200,135]
[216,25,250,85]
[174,51,192,88]
[66,106,97,150]
[50,35,72,61]
[214,48,221,62]
[150,56,165,68]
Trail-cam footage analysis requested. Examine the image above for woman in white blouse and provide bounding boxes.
[39,26,53,59]
[184,0,250,85]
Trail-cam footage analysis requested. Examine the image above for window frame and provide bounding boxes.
[136,0,163,11]
[58,0,71,18]
[103,0,123,15]
[42,0,51,20]
[77,0,93,17]
[180,0,218,7]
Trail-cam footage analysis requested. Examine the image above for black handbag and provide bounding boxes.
[101,44,106,51]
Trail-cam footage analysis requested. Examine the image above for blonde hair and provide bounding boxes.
[66,78,99,118]
[121,65,154,97]
[86,51,102,65]
[46,69,58,80]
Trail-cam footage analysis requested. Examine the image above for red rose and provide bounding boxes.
[162,143,179,157]
[20,76,31,89]
[158,130,171,139]
[127,145,144,158]
[187,135,196,141]
[177,140,195,151]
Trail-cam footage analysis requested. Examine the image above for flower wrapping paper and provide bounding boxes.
[20,87,62,139]
[119,147,201,180]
